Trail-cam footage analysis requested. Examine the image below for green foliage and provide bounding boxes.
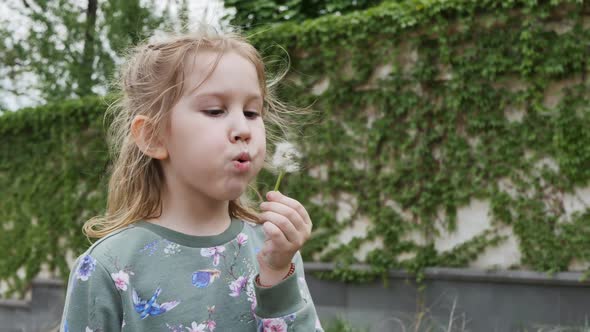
[0,96,110,297]
[224,0,384,29]
[1,0,590,297]
[324,317,368,332]
[247,0,590,282]
[0,0,166,106]
[101,0,165,54]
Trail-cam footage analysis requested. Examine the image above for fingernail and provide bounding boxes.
[266,191,274,199]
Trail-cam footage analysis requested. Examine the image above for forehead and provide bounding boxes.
[182,50,262,98]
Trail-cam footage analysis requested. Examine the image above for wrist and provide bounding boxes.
[257,263,295,287]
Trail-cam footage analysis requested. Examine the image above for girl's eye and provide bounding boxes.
[244,111,261,119]
[204,109,224,116]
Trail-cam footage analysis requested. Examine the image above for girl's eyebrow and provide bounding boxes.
[194,92,263,102]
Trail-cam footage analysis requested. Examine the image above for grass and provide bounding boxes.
[321,298,590,332]
[324,317,368,332]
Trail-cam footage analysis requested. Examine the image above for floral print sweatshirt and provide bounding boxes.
[60,219,323,332]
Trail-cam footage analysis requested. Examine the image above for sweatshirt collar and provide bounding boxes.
[134,218,244,248]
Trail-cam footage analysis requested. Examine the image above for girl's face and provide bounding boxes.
[161,50,266,202]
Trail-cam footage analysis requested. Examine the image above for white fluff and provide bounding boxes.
[271,142,301,173]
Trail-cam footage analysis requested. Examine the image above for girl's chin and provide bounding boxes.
[222,185,249,201]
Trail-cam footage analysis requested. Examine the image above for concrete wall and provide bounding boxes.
[3,264,589,332]
[0,279,64,332]
[306,263,590,331]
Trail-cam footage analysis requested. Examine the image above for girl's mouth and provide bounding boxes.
[232,151,252,172]
[233,160,251,172]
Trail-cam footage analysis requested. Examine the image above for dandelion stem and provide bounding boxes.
[273,170,285,192]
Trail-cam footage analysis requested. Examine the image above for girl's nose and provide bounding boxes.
[229,111,251,143]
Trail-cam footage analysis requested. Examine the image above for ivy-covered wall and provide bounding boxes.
[249,0,590,283]
[1,0,590,298]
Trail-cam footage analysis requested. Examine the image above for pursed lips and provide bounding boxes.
[233,151,251,163]
[231,151,252,172]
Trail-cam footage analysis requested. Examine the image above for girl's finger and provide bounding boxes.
[260,211,300,245]
[261,220,290,248]
[260,201,306,232]
[266,191,312,226]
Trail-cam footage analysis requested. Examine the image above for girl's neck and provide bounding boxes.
[148,186,232,237]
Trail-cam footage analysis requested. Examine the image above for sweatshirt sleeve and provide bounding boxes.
[254,252,324,331]
[60,253,123,332]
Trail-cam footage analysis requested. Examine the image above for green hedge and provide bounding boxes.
[2,0,590,297]
[1,97,110,296]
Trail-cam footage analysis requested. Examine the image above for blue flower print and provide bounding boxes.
[191,269,221,288]
[139,239,160,256]
[75,255,97,281]
[286,314,297,323]
[132,287,180,319]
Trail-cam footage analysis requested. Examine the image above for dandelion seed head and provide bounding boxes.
[271,142,302,173]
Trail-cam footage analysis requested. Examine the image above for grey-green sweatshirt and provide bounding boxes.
[60,219,323,332]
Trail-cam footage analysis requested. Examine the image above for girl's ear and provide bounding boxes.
[131,115,169,160]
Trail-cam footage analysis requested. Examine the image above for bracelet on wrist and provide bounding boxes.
[256,263,295,288]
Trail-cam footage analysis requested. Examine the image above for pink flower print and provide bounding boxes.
[262,318,288,332]
[200,246,225,266]
[229,276,248,297]
[207,320,216,331]
[110,271,130,291]
[186,321,207,332]
[236,233,248,246]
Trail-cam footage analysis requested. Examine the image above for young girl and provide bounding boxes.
[60,26,323,332]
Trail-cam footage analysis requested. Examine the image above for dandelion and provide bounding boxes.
[271,142,302,191]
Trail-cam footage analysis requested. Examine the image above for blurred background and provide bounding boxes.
[1,0,590,331]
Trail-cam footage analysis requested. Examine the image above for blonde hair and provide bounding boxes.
[84,26,299,238]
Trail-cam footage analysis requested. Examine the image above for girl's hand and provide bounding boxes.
[257,191,312,286]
